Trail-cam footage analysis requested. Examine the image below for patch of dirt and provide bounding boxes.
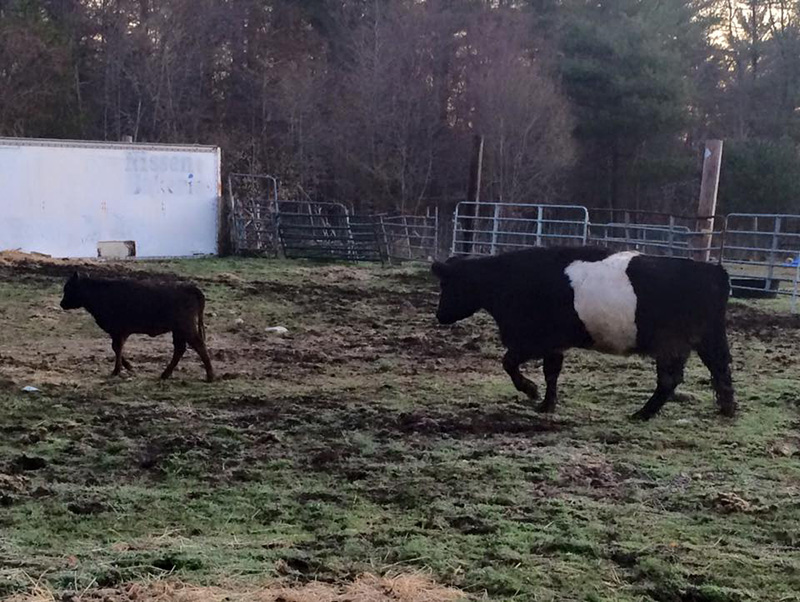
[728,303,800,339]
[9,574,466,602]
[396,408,564,437]
[10,454,47,472]
[556,451,629,495]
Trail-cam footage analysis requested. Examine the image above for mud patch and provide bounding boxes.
[728,303,800,339]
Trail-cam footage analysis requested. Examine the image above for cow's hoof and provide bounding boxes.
[205,375,215,383]
[718,404,737,418]
[535,402,556,413]
[522,387,539,401]
[159,373,171,380]
[629,410,654,422]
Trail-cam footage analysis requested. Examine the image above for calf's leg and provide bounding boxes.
[631,351,689,421]
[161,333,187,380]
[187,334,214,382]
[696,326,736,417]
[110,335,128,377]
[538,352,564,413]
[503,349,539,401]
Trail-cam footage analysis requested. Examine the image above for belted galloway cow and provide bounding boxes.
[431,247,735,420]
[60,272,214,382]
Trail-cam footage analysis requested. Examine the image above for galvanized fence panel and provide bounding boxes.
[451,202,589,256]
[721,214,800,309]
[380,208,439,262]
[586,209,725,261]
[588,221,692,256]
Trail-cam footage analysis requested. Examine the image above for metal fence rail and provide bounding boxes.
[451,202,589,256]
[588,222,692,257]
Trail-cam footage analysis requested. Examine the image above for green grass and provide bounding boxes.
[0,257,799,601]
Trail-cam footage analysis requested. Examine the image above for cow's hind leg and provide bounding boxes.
[503,350,539,401]
[187,334,214,383]
[538,352,564,413]
[631,351,689,421]
[110,335,128,377]
[161,333,187,380]
[696,327,736,417]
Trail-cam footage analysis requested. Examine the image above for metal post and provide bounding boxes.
[536,206,543,247]
[667,216,675,257]
[451,204,460,256]
[624,211,631,249]
[490,204,501,255]
[768,217,781,288]
[792,258,799,314]
[581,208,589,245]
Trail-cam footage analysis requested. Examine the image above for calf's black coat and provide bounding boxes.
[60,272,214,381]
[432,247,735,420]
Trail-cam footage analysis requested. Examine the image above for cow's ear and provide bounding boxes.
[431,261,451,281]
[69,271,80,282]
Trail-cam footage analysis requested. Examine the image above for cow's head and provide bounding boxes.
[431,257,482,325]
[60,271,88,310]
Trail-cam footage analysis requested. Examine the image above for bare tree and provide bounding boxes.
[459,12,574,204]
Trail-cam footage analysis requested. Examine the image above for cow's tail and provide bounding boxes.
[193,287,207,341]
[716,263,732,309]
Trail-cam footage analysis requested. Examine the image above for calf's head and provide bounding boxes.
[431,259,482,325]
[60,272,87,310]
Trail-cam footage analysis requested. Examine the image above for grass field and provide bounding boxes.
[1,253,799,601]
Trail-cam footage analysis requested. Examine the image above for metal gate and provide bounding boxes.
[228,173,280,255]
[277,200,385,262]
[451,202,589,255]
[722,214,800,309]
[380,208,439,261]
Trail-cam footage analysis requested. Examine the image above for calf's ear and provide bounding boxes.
[431,261,451,280]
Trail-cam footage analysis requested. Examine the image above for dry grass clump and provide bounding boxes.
[8,572,467,602]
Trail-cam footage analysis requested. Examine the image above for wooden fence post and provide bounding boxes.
[694,140,723,262]
[461,135,484,254]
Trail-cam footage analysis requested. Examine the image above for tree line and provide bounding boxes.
[2,0,800,215]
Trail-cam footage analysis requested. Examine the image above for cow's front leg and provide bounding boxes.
[539,352,564,413]
[503,350,539,401]
[631,351,689,421]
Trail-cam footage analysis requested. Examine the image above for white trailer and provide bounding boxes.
[0,137,222,258]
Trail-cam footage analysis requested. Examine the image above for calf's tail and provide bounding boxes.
[193,287,207,341]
